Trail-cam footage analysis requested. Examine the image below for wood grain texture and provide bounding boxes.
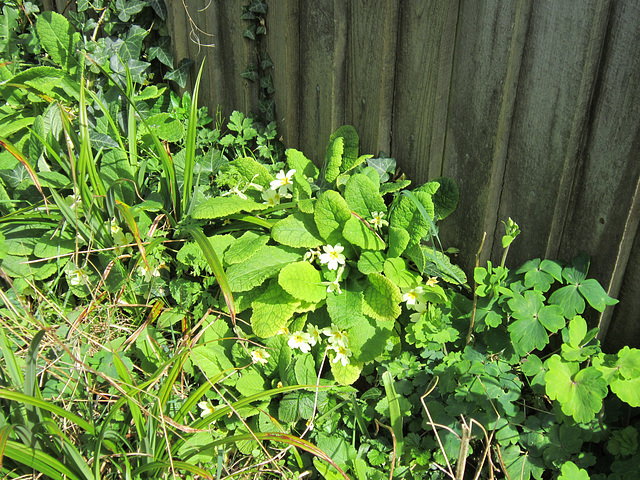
[439,0,532,272]
[392,0,459,183]
[346,0,399,157]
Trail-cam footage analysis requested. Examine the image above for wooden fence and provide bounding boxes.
[60,0,632,350]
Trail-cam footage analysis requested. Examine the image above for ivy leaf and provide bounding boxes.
[115,0,146,22]
[314,190,351,246]
[343,174,386,219]
[119,25,147,62]
[164,58,195,89]
[192,195,268,219]
[342,216,385,250]
[362,273,401,322]
[225,245,300,292]
[271,212,323,249]
[251,281,299,338]
[148,36,173,67]
[545,355,608,423]
[278,261,326,303]
[147,0,167,20]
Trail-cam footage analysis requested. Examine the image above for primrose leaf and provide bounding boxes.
[578,278,618,312]
[387,225,410,258]
[251,281,299,338]
[324,136,343,183]
[271,211,323,249]
[192,195,268,219]
[35,12,80,73]
[326,288,367,329]
[342,216,385,250]
[314,190,351,245]
[343,174,386,219]
[328,125,359,173]
[226,245,300,292]
[357,251,385,274]
[545,355,608,423]
[383,257,421,289]
[278,261,326,303]
[145,113,184,142]
[389,184,438,252]
[285,148,318,180]
[224,231,269,265]
[362,273,401,322]
[233,156,274,189]
[431,177,459,220]
[331,360,363,386]
[294,354,317,385]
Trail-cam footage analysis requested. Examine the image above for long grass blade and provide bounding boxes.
[115,200,148,267]
[382,370,404,462]
[3,439,82,480]
[183,226,236,324]
[182,61,206,216]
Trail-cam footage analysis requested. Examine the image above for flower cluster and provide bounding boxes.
[402,277,439,322]
[262,169,296,206]
[288,323,352,366]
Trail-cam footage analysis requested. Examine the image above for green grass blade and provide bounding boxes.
[0,389,97,435]
[79,78,106,202]
[2,439,82,480]
[41,418,96,480]
[382,370,404,461]
[115,200,148,267]
[184,226,236,323]
[182,60,206,216]
[132,460,214,479]
[0,328,24,389]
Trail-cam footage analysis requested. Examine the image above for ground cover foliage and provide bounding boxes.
[0,1,639,479]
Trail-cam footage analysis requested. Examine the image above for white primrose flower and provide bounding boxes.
[261,188,282,206]
[322,323,349,347]
[306,324,322,345]
[270,169,296,194]
[328,343,352,366]
[425,277,439,287]
[67,268,86,287]
[250,349,270,365]
[137,262,165,282]
[370,211,389,230]
[198,400,217,417]
[402,285,425,307]
[318,244,346,271]
[110,218,122,235]
[304,247,321,262]
[288,331,315,353]
[322,264,345,294]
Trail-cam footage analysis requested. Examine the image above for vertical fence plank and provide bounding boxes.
[392,0,459,183]
[298,0,348,164]
[346,0,399,157]
[554,2,640,346]
[439,0,532,271]
[265,0,301,148]
[495,1,609,269]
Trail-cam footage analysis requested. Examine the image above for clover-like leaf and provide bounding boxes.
[611,377,640,407]
[558,461,590,480]
[362,273,401,322]
[545,355,608,423]
[278,261,326,303]
[508,290,565,354]
[578,278,618,312]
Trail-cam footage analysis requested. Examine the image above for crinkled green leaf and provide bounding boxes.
[388,184,438,253]
[36,12,80,73]
[326,288,366,329]
[294,354,317,385]
[278,261,326,303]
[271,211,323,248]
[331,360,363,386]
[192,195,268,219]
[285,148,318,180]
[387,226,410,258]
[357,250,385,274]
[226,245,300,292]
[362,273,401,322]
[236,369,266,397]
[314,190,351,245]
[342,216,385,250]
[324,136,343,183]
[431,177,458,220]
[224,231,270,265]
[33,230,77,258]
[251,281,299,338]
[144,112,184,142]
[233,156,274,189]
[343,174,386,219]
[328,125,359,173]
